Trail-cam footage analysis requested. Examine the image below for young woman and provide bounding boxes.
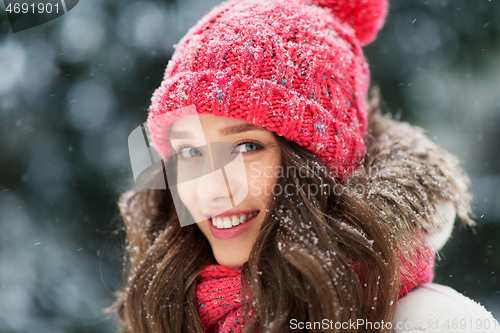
[108,0,500,332]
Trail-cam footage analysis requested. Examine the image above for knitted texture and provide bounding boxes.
[195,265,249,333]
[147,0,388,181]
[398,246,435,299]
[303,0,389,45]
[196,246,434,333]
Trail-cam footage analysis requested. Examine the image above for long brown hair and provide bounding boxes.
[106,91,473,332]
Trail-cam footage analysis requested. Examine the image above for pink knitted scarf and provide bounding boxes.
[195,247,434,332]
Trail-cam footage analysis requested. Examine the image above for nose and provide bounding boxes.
[196,161,235,206]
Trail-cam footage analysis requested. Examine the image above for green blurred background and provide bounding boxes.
[0,0,499,331]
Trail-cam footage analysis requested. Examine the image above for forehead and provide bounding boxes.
[170,114,272,141]
[171,114,251,130]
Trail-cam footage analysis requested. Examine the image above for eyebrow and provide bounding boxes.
[218,123,266,136]
[170,123,266,139]
[169,131,194,139]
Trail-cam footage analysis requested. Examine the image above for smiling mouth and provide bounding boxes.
[210,211,259,229]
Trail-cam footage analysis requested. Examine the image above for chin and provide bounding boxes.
[213,249,249,267]
[197,220,257,267]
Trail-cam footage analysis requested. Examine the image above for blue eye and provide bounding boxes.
[234,142,260,153]
[179,147,202,158]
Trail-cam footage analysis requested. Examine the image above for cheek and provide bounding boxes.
[176,178,199,212]
[246,161,281,198]
[196,220,210,239]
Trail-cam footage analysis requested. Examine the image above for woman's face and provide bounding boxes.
[169,114,281,267]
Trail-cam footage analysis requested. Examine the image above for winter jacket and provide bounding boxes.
[347,98,500,332]
[393,202,500,332]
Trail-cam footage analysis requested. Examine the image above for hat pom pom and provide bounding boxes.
[305,0,388,45]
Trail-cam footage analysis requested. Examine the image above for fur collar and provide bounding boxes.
[344,90,474,253]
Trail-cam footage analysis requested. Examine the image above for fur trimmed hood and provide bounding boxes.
[345,89,474,252]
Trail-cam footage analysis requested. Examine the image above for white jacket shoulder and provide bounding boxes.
[393,283,500,333]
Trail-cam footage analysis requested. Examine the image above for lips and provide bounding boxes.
[211,211,259,229]
[207,210,260,240]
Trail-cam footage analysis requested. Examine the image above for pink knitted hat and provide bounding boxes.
[148,0,388,181]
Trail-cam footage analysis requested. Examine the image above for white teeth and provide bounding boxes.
[232,215,239,226]
[210,212,259,229]
[223,216,232,228]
